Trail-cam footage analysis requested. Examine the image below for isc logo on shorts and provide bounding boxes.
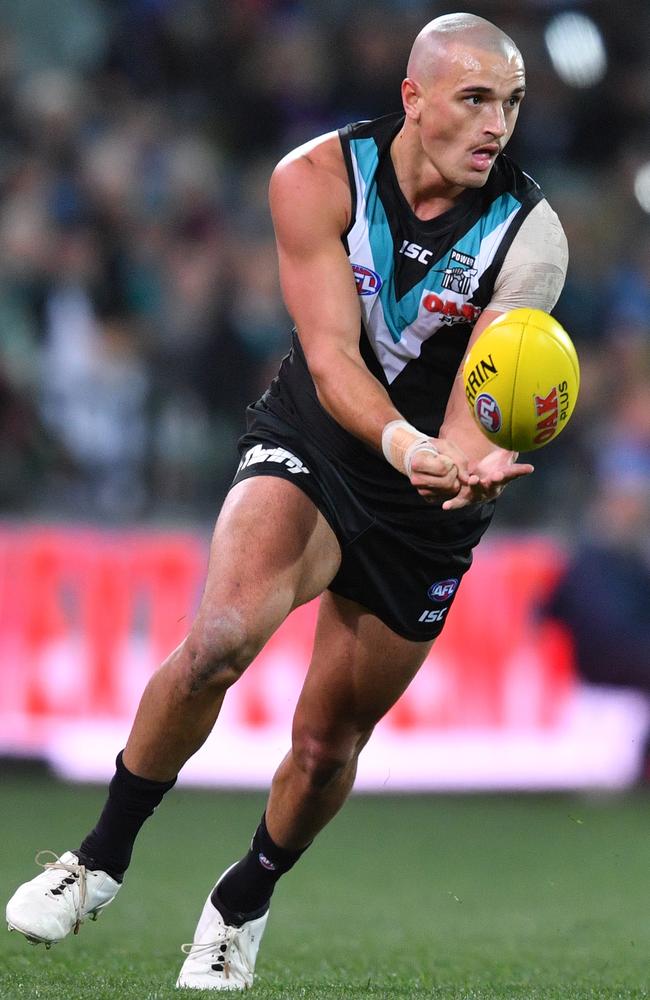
[418,578,459,624]
[418,607,449,624]
[238,444,310,475]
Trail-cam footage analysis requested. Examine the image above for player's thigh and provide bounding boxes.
[292,590,432,743]
[196,476,342,642]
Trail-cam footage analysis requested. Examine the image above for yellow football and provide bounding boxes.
[462,308,580,451]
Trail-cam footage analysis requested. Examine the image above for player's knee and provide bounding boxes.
[292,729,371,789]
[182,613,260,695]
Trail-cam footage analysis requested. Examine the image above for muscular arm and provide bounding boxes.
[270,139,464,499]
[439,199,569,509]
[439,307,510,464]
[270,146,394,449]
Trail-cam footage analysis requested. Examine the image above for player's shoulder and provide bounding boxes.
[493,155,567,263]
[270,132,349,209]
[269,132,352,236]
[510,197,568,267]
[526,197,566,241]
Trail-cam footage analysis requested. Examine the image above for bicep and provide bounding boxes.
[269,159,361,371]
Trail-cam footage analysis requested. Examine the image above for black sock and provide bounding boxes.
[212,814,309,925]
[76,751,176,882]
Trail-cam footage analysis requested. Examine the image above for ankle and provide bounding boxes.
[214,813,310,917]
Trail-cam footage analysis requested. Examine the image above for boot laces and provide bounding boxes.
[35,851,87,932]
[181,924,240,978]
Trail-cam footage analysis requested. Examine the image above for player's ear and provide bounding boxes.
[402,77,422,122]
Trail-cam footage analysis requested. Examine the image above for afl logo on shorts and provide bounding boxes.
[475,393,502,434]
[427,578,458,602]
[352,263,383,296]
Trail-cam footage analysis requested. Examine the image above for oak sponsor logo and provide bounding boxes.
[238,445,310,475]
[422,292,482,325]
[532,381,569,445]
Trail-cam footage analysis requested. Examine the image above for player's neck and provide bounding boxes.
[390,125,464,221]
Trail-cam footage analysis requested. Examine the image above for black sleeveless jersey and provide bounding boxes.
[257,113,545,524]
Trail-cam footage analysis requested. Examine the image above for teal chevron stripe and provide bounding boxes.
[450,192,521,262]
[350,139,522,344]
[351,139,404,344]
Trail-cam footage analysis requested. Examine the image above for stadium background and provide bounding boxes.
[0,0,648,790]
[2,3,650,998]
[0,0,649,789]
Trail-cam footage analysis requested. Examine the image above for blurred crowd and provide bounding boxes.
[0,0,648,529]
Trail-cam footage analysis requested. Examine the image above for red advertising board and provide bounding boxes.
[0,526,645,788]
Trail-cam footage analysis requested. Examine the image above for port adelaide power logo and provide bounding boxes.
[441,248,477,296]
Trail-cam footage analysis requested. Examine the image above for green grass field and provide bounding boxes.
[1,773,648,1000]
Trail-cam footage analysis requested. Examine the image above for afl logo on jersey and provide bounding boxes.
[475,393,502,433]
[427,578,459,602]
[352,263,383,296]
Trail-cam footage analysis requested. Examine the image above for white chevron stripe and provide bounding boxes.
[346,148,522,385]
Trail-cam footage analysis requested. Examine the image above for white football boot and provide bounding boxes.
[176,867,269,991]
[6,851,121,947]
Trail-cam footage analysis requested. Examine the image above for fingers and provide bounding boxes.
[481,463,534,487]
[406,446,533,507]
[441,461,536,510]
[441,491,470,511]
[409,449,462,501]
[502,463,535,480]
[409,443,471,483]
[409,448,456,478]
[413,473,461,502]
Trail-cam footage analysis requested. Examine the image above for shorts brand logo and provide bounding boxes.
[238,445,310,475]
[418,607,449,624]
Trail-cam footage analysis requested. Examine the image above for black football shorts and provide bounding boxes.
[231,404,491,642]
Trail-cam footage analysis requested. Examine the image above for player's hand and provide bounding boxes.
[409,438,470,503]
[441,448,534,510]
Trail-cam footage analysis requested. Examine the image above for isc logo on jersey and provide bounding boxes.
[399,240,433,265]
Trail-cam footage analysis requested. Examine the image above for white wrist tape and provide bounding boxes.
[381,419,439,478]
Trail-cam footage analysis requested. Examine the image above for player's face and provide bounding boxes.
[409,44,525,193]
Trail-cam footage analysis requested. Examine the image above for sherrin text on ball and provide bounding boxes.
[462,308,580,452]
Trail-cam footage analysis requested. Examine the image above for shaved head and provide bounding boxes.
[407,13,522,85]
[394,13,526,200]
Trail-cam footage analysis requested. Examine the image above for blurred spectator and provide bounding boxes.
[544,470,650,691]
[543,398,650,777]
[544,434,650,784]
[0,0,647,525]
